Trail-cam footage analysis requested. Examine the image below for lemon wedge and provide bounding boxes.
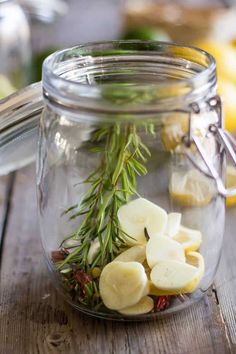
[150,252,204,294]
[169,169,213,207]
[161,114,188,151]
[184,252,205,293]
[173,225,202,253]
[118,296,154,316]
[226,165,236,207]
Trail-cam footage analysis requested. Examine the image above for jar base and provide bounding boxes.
[54,282,207,321]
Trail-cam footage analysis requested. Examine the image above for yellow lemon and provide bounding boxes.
[195,41,236,83]
[218,80,236,133]
[169,169,214,207]
[173,225,202,253]
[183,251,205,293]
[226,165,236,207]
[160,113,188,151]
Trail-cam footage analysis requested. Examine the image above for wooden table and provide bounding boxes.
[1,0,236,353]
[0,166,236,354]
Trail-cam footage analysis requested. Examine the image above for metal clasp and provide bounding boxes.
[182,95,236,198]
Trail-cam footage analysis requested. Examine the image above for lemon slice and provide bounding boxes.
[118,296,154,316]
[169,169,213,207]
[146,235,185,269]
[226,165,236,207]
[150,252,204,294]
[99,261,148,310]
[118,198,168,245]
[161,111,217,151]
[114,245,146,263]
[173,225,202,253]
[184,252,205,293]
[161,114,188,151]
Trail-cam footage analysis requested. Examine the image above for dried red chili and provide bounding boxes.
[155,296,170,312]
[73,269,92,285]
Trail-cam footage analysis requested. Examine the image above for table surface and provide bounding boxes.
[1,0,236,353]
[1,167,236,354]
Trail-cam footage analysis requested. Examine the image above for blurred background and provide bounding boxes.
[1,0,236,133]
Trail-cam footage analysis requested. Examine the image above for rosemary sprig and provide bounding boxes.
[59,123,151,270]
[53,121,154,309]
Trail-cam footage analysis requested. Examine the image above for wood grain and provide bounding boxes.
[0,174,9,237]
[214,209,236,347]
[1,2,235,352]
[0,165,234,354]
[0,173,14,265]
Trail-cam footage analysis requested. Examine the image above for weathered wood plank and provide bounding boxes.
[0,173,14,264]
[0,175,9,237]
[0,165,233,354]
[214,209,236,348]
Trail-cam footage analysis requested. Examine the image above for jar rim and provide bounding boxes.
[42,40,216,114]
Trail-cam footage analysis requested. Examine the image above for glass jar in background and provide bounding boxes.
[123,1,236,138]
[124,0,236,43]
[1,41,236,319]
[0,0,31,98]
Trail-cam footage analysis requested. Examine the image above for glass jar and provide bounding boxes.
[0,0,31,97]
[123,1,236,43]
[1,41,236,320]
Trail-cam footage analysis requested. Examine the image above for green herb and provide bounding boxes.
[52,121,153,308]
[59,123,151,270]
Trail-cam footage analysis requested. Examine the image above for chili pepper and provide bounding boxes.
[155,296,170,312]
[73,269,92,285]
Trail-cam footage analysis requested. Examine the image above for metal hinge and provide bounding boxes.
[182,95,236,198]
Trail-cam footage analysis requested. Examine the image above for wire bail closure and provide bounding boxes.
[182,95,236,198]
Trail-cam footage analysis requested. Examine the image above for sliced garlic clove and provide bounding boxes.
[118,296,154,315]
[150,257,204,292]
[63,239,80,249]
[114,245,146,263]
[99,261,148,310]
[146,235,185,269]
[87,238,100,264]
[165,212,181,238]
[118,198,168,245]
